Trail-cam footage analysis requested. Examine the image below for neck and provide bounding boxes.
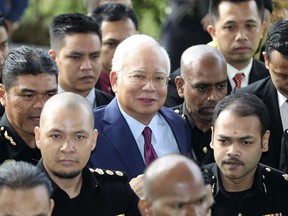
[193,119,212,133]
[228,59,251,70]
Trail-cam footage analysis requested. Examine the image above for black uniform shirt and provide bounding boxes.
[37,160,140,216]
[173,102,214,165]
[0,113,41,165]
[204,163,288,215]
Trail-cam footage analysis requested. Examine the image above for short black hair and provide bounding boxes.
[265,19,288,61]
[212,93,269,136]
[209,0,265,25]
[91,3,138,30]
[49,13,102,50]
[0,15,8,33]
[2,46,58,91]
[0,161,52,197]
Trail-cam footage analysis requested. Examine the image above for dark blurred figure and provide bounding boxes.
[0,16,9,118]
[160,0,211,72]
[0,0,28,37]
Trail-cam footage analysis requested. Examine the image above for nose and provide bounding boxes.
[235,27,248,41]
[60,139,76,153]
[185,205,205,216]
[226,143,240,157]
[33,95,46,109]
[142,77,156,90]
[80,58,93,71]
[207,88,219,102]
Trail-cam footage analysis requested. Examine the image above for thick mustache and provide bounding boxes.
[223,157,244,165]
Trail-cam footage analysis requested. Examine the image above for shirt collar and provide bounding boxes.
[227,58,253,81]
[277,90,288,107]
[118,102,161,144]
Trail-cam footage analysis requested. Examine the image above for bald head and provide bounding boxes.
[180,45,226,78]
[143,155,205,200]
[40,92,94,128]
[139,155,209,216]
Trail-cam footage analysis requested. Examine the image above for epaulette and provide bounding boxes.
[0,126,16,145]
[89,168,128,182]
[261,164,288,182]
[173,105,185,119]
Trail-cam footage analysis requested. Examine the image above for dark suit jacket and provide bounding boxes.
[94,88,114,108]
[89,98,192,180]
[164,59,270,107]
[236,77,283,169]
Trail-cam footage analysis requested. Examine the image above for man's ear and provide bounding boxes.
[138,198,151,216]
[91,129,98,151]
[175,76,185,98]
[0,84,6,107]
[48,49,57,61]
[261,130,270,153]
[207,25,217,42]
[262,51,270,71]
[110,71,119,94]
[210,127,214,149]
[34,126,41,149]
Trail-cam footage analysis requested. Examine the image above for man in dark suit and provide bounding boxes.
[165,0,269,107]
[238,19,288,170]
[89,34,194,181]
[0,16,9,118]
[48,13,113,108]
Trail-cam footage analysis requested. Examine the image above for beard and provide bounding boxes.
[52,170,81,179]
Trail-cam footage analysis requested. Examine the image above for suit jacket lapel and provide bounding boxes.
[103,99,145,177]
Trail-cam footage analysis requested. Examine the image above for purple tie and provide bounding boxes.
[142,126,158,166]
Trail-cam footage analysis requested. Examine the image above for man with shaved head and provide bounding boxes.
[173,45,227,165]
[35,92,140,216]
[138,154,213,216]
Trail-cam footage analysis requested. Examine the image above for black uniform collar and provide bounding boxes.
[211,163,267,198]
[0,113,29,158]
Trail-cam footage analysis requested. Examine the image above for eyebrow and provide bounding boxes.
[217,134,255,140]
[19,88,58,94]
[0,39,8,45]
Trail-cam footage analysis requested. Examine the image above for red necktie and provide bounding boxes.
[142,127,158,166]
[233,73,245,89]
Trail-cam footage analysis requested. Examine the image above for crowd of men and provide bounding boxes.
[0,0,288,215]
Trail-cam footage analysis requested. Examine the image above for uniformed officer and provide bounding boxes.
[173,44,227,165]
[0,46,58,165]
[204,93,288,215]
[35,92,140,216]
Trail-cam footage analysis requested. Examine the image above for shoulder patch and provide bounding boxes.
[1,127,16,146]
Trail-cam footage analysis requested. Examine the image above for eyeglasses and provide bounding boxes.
[120,71,170,86]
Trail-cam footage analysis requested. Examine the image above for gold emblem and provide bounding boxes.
[282,174,288,181]
[95,168,104,175]
[174,109,180,114]
[4,130,16,146]
[262,175,265,179]
[265,167,271,172]
[262,182,267,193]
[115,171,124,176]
[89,168,95,173]
[106,170,114,175]
[203,147,208,154]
